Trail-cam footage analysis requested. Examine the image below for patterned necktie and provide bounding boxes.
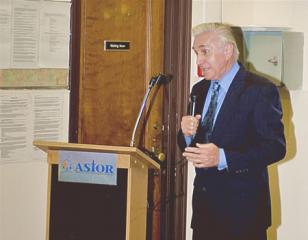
[200,81,220,143]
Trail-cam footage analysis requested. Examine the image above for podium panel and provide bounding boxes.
[49,165,128,240]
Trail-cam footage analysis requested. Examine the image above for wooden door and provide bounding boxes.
[76,0,164,149]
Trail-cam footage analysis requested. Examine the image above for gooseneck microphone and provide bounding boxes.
[130,74,171,147]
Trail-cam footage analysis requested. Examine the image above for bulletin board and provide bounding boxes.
[0,0,71,88]
[0,0,71,164]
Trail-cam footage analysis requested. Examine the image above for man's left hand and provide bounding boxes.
[183,143,219,168]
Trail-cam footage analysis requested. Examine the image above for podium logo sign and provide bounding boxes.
[59,150,117,185]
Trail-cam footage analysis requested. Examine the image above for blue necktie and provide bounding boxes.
[200,82,220,143]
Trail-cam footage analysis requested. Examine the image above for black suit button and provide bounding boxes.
[202,187,207,192]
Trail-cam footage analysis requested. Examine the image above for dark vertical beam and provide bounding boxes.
[69,0,81,143]
[161,0,192,239]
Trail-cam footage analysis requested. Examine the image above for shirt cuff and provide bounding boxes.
[218,148,228,170]
[184,136,192,146]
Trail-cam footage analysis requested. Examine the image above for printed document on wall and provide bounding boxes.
[0,89,69,164]
[0,0,11,69]
[0,92,32,163]
[11,0,40,68]
[0,0,71,69]
[32,89,69,161]
[39,1,71,68]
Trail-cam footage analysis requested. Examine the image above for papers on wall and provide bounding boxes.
[0,91,32,163]
[0,1,71,162]
[0,89,69,164]
[39,1,71,68]
[0,0,71,69]
[0,0,11,69]
[11,0,40,68]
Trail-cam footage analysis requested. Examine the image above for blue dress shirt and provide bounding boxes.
[186,62,240,170]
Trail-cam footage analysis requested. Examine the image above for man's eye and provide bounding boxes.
[201,49,210,55]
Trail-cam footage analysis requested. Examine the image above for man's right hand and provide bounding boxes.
[181,114,201,137]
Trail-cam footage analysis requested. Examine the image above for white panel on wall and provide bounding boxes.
[282,32,304,90]
[244,31,283,86]
[240,29,304,90]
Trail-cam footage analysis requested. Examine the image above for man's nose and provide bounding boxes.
[196,54,205,66]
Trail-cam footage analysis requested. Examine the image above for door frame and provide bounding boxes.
[69,0,81,142]
[161,0,192,240]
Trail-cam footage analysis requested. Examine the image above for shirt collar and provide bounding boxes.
[211,61,240,93]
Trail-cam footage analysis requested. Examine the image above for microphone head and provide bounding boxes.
[155,73,172,86]
[190,95,197,116]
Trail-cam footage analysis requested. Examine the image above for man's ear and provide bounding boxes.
[224,43,234,60]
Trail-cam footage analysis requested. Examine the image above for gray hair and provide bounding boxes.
[192,23,239,62]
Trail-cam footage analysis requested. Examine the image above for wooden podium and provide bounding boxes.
[34,141,160,240]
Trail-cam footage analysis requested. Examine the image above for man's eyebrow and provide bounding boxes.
[192,44,210,50]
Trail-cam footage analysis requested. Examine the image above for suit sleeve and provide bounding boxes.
[177,129,188,152]
[225,83,286,173]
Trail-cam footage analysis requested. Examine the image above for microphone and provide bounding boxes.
[155,73,171,86]
[130,73,172,147]
[190,95,196,116]
[148,74,170,89]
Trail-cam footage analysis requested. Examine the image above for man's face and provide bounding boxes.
[193,31,231,80]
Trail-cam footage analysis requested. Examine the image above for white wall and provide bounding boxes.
[277,90,308,240]
[187,1,308,239]
[0,162,48,240]
[0,90,69,240]
[0,167,2,240]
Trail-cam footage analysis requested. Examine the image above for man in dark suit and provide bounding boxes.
[178,23,286,240]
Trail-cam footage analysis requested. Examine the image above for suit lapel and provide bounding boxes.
[195,80,210,116]
[212,67,247,139]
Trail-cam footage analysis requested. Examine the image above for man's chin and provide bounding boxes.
[203,75,213,80]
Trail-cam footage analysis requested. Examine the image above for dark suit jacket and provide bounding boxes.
[178,65,286,234]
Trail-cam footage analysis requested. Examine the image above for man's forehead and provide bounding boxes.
[193,32,218,48]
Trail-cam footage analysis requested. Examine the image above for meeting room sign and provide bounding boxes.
[59,150,117,185]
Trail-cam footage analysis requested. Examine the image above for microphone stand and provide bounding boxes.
[129,77,157,147]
